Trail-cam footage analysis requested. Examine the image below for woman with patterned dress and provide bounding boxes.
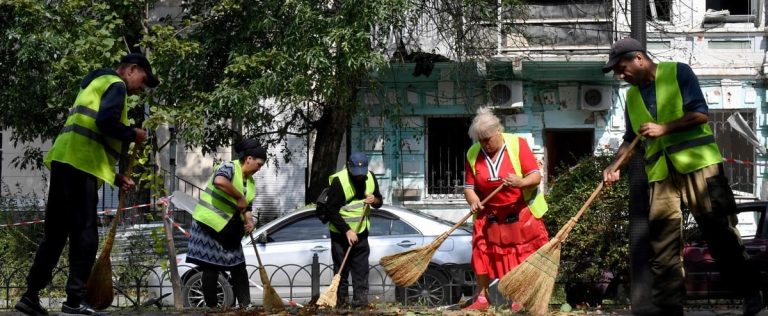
[463,108,549,311]
[186,139,267,308]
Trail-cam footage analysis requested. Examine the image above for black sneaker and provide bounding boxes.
[60,303,103,316]
[744,291,764,316]
[15,296,48,316]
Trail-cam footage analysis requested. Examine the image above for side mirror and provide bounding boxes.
[257,232,268,244]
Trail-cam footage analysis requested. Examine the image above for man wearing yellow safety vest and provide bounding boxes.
[15,53,158,316]
[602,37,763,316]
[325,152,383,308]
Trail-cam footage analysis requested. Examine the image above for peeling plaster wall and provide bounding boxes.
[610,0,768,199]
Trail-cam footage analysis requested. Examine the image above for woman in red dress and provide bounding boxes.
[463,107,549,311]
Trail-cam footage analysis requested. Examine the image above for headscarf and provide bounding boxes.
[235,138,267,160]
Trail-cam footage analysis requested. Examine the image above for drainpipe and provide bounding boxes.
[628,0,654,314]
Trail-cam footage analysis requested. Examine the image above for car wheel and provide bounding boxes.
[396,269,451,307]
[181,272,234,308]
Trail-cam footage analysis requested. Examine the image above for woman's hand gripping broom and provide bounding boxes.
[380,183,505,287]
[498,136,641,316]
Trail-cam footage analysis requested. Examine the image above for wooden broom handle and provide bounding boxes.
[564,136,642,231]
[100,143,143,256]
[249,232,269,269]
[336,204,371,274]
[446,183,506,236]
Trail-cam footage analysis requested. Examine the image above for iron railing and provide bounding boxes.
[0,258,747,312]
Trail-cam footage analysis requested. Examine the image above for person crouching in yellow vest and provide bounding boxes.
[15,53,158,316]
[326,152,383,307]
[186,138,266,308]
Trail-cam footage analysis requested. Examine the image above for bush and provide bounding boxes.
[543,154,630,306]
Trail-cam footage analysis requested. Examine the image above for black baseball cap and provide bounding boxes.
[120,53,160,88]
[602,37,646,73]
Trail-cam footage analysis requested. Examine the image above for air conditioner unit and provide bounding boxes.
[487,81,523,108]
[580,85,612,111]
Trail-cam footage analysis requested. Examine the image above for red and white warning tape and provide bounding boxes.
[723,157,768,167]
[0,197,186,234]
[0,218,45,228]
[97,199,166,216]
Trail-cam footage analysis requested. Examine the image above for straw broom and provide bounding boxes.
[498,136,641,316]
[316,204,371,308]
[248,232,284,312]
[86,144,142,309]
[381,184,505,287]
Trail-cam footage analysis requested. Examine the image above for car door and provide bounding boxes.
[684,203,768,298]
[245,213,333,304]
[367,211,424,300]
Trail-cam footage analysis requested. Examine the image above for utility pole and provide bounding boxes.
[628,0,654,314]
[630,0,647,47]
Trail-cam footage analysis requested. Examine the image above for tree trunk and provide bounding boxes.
[306,102,349,203]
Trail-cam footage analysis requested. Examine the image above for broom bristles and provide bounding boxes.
[380,233,448,286]
[259,267,284,312]
[499,239,562,316]
[316,274,341,307]
[85,254,114,310]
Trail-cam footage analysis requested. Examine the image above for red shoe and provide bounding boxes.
[510,302,523,313]
[463,297,490,310]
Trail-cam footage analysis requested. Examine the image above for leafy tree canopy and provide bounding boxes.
[1,0,524,198]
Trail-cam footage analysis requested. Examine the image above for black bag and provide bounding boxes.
[315,187,331,223]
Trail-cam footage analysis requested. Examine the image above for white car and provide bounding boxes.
[147,203,474,307]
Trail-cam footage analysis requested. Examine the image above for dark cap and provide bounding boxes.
[347,152,369,176]
[602,37,645,73]
[120,53,160,88]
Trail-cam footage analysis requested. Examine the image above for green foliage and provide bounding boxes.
[141,0,413,157]
[0,181,50,293]
[543,154,630,286]
[0,0,150,147]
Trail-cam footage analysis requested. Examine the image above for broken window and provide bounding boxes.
[647,0,672,22]
[704,0,758,23]
[709,109,756,195]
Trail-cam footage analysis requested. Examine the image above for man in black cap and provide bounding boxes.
[325,152,383,308]
[601,37,763,316]
[15,53,159,316]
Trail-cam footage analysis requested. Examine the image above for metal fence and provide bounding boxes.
[0,258,747,312]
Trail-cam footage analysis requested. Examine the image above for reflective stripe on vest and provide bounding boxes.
[44,74,127,186]
[466,133,548,218]
[626,62,722,183]
[328,169,374,233]
[193,161,256,232]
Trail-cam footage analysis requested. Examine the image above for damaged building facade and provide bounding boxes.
[351,0,768,218]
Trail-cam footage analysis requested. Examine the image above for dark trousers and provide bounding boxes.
[197,217,250,307]
[26,162,99,305]
[330,230,370,306]
[649,164,759,313]
[202,264,250,307]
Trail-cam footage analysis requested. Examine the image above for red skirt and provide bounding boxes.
[471,205,548,279]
